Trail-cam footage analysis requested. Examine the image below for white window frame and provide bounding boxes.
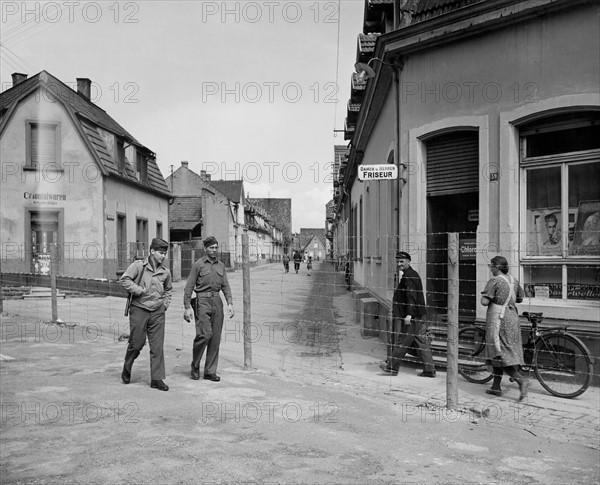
[519,143,600,305]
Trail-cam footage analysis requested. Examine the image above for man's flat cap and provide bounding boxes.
[395,251,411,261]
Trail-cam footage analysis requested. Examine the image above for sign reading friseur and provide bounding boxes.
[358,164,398,181]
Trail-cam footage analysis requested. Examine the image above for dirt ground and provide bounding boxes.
[1,262,598,484]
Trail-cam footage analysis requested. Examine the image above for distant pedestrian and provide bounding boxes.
[481,255,528,401]
[379,251,436,378]
[307,256,312,276]
[184,236,234,383]
[120,238,173,391]
[293,250,302,273]
[344,255,352,291]
[283,253,290,273]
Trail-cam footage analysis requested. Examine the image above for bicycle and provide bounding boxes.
[458,312,594,398]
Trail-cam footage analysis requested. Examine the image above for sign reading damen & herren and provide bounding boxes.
[358,164,398,181]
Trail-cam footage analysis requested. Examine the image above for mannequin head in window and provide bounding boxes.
[543,213,560,245]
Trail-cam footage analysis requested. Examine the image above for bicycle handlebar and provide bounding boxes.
[522,311,544,324]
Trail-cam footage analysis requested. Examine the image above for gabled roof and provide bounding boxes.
[210,180,244,203]
[1,71,139,143]
[169,197,202,231]
[300,228,327,251]
[0,70,170,197]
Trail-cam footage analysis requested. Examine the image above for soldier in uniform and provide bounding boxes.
[184,236,234,382]
[120,238,173,391]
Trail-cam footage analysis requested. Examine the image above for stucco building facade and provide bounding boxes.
[0,71,171,279]
[337,0,599,326]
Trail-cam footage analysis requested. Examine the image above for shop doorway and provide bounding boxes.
[29,210,60,274]
[426,194,478,321]
[425,130,479,322]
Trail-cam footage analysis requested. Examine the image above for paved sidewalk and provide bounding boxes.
[1,262,598,484]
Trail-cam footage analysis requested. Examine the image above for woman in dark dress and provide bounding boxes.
[481,255,529,401]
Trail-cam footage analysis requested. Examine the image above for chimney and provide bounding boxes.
[200,170,206,180]
[206,173,211,181]
[12,73,28,87]
[76,78,92,100]
[181,161,189,168]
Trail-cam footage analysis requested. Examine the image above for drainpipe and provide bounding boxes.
[393,56,405,254]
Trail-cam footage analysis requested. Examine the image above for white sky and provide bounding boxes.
[1,0,365,232]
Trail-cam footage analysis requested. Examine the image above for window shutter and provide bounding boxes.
[32,125,56,164]
[426,131,479,196]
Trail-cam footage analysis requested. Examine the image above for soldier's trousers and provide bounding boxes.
[124,305,166,380]
[192,295,224,375]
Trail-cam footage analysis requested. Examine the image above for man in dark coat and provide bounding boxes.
[184,236,234,382]
[120,238,173,391]
[282,253,290,273]
[379,251,436,377]
[292,250,302,273]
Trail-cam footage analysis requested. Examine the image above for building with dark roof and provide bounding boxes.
[167,162,286,268]
[298,228,327,261]
[338,0,600,331]
[0,71,171,279]
[167,162,240,268]
[247,198,292,247]
[169,196,202,240]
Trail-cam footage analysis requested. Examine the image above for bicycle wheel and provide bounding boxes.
[458,326,493,384]
[534,333,593,398]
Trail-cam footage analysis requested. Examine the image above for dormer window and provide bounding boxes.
[116,138,126,174]
[135,149,148,184]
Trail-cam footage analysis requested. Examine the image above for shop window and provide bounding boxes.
[26,122,60,168]
[520,111,600,302]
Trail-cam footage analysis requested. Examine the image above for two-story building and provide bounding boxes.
[0,71,171,279]
[167,162,240,267]
[338,0,599,329]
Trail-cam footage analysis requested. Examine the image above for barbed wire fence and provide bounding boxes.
[1,230,598,408]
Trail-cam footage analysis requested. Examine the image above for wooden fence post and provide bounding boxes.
[447,233,459,410]
[50,243,58,322]
[242,229,252,369]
